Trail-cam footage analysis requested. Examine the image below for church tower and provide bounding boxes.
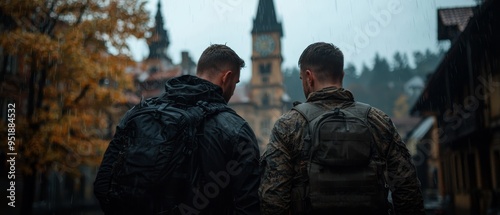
[146,0,172,64]
[137,0,181,98]
[250,0,287,149]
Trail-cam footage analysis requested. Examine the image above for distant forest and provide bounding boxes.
[283,49,445,117]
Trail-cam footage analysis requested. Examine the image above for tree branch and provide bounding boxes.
[73,84,90,105]
[43,0,60,36]
[75,1,88,25]
[27,54,37,121]
[36,67,47,109]
[62,84,90,116]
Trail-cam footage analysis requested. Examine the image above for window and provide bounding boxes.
[462,152,470,190]
[492,148,500,189]
[491,73,500,118]
[442,159,451,193]
[260,118,272,136]
[451,153,458,192]
[456,153,464,192]
[468,152,478,189]
[259,63,271,75]
[259,63,272,85]
[262,93,269,106]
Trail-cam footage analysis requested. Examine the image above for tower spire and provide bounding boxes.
[252,0,283,36]
[147,0,171,62]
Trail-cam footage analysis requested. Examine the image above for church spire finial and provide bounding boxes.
[155,0,163,28]
[147,0,171,62]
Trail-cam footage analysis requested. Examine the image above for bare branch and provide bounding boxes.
[75,1,88,25]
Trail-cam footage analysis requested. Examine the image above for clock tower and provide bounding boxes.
[250,0,287,150]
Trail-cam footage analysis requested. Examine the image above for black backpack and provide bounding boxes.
[94,96,228,214]
[291,102,392,215]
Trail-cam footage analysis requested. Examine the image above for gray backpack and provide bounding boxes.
[291,102,392,215]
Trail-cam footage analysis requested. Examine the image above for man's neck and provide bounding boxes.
[314,82,342,92]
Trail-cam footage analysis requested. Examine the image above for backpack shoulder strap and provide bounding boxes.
[292,102,325,123]
[291,102,326,166]
[350,102,393,161]
[183,101,229,186]
[177,101,228,123]
[344,102,372,122]
[348,102,392,186]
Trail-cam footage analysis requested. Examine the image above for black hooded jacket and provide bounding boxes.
[94,75,261,215]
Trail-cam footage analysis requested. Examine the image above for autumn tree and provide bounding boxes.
[0,0,149,213]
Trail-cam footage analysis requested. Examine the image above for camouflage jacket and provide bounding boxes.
[259,87,424,215]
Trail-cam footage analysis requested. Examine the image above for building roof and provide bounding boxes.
[252,0,283,35]
[145,66,181,82]
[437,7,475,40]
[412,0,499,116]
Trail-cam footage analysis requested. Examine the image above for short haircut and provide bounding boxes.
[196,44,245,77]
[298,42,344,81]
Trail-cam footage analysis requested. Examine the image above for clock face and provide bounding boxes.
[254,35,275,57]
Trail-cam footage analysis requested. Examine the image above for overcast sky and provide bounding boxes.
[127,0,477,82]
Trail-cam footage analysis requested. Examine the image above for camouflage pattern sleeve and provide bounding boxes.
[368,108,425,215]
[259,111,305,215]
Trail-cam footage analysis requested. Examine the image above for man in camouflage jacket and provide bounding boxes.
[259,42,424,215]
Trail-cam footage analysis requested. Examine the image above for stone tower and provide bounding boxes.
[250,0,288,151]
[146,0,172,64]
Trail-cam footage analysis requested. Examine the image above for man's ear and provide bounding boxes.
[221,70,232,84]
[339,70,345,85]
[305,69,314,86]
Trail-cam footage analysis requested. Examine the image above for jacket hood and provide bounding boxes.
[163,75,226,105]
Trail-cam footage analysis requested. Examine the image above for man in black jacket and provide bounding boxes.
[94,44,261,214]
[175,44,261,214]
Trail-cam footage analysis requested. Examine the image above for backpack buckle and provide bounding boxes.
[332,108,347,119]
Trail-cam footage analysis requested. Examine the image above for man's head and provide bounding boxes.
[298,42,344,98]
[197,44,245,102]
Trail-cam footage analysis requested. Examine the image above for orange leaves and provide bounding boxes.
[0,0,149,173]
[0,30,60,62]
[0,0,44,23]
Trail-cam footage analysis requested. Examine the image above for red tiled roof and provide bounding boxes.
[438,7,474,31]
[146,66,181,81]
